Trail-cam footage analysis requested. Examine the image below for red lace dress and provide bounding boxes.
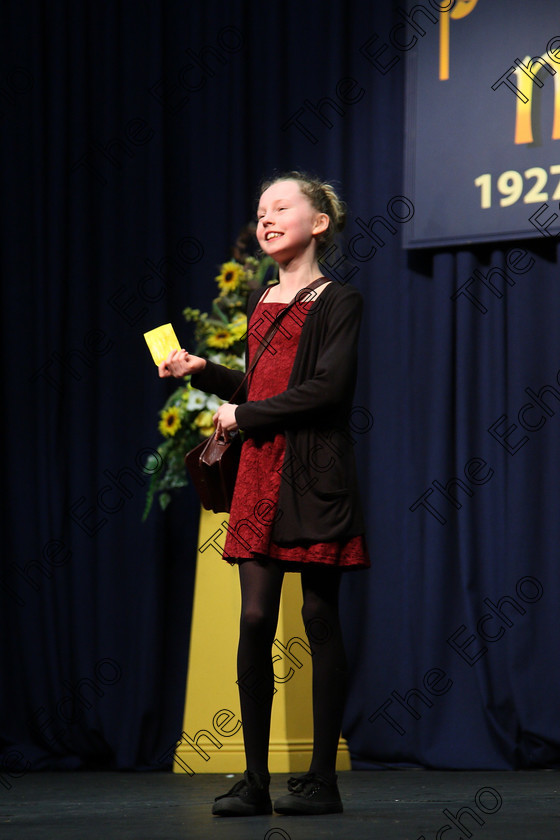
[223,293,370,571]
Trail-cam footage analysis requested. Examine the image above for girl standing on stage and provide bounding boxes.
[159,171,369,816]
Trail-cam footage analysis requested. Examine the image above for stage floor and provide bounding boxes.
[1,769,558,839]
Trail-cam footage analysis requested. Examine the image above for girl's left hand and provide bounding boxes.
[213,404,239,439]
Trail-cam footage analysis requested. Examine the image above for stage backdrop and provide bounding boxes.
[404,0,560,247]
[1,0,559,778]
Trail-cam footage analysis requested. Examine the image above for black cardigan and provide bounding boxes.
[191,280,366,545]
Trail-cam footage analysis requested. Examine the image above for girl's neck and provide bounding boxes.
[276,258,323,296]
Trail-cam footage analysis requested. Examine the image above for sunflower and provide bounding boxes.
[193,410,215,438]
[229,313,247,341]
[159,406,182,438]
[207,326,236,349]
[216,261,244,294]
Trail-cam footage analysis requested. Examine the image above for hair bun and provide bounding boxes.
[321,182,347,235]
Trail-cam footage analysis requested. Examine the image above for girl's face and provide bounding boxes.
[256,180,328,263]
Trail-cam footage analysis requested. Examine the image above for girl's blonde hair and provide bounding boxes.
[259,170,347,256]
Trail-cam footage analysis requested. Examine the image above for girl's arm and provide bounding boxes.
[158,350,245,401]
[190,359,246,403]
[159,287,263,400]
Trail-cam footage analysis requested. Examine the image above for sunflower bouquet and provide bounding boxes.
[142,227,276,520]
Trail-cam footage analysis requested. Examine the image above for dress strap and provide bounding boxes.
[257,285,274,304]
[257,278,330,306]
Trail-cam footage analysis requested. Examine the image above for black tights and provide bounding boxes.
[236,558,348,778]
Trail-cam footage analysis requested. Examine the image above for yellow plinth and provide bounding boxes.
[173,507,351,775]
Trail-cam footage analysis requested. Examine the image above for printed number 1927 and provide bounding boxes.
[474,166,560,209]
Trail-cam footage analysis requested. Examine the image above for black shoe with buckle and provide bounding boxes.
[211,770,272,817]
[273,772,343,815]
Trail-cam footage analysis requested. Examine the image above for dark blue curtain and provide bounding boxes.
[1,0,559,775]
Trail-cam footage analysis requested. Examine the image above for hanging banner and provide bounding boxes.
[404,0,560,247]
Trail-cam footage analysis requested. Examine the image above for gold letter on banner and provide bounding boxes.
[439,0,480,81]
[514,55,560,144]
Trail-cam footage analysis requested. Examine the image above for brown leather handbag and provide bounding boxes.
[184,429,242,513]
[184,278,329,513]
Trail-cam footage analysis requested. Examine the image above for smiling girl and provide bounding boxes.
[159,171,369,816]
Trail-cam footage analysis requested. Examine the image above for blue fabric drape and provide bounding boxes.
[1,0,559,772]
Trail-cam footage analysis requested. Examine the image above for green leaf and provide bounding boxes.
[159,492,171,511]
[211,301,230,324]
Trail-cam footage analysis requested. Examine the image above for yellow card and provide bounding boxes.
[143,323,181,365]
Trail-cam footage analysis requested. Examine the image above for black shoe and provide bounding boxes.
[274,772,343,815]
[211,770,272,817]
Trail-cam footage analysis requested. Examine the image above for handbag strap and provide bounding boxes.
[227,277,330,405]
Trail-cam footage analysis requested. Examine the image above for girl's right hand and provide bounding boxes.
[158,349,206,378]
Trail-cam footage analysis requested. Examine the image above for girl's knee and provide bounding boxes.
[240,606,276,640]
[301,608,335,644]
